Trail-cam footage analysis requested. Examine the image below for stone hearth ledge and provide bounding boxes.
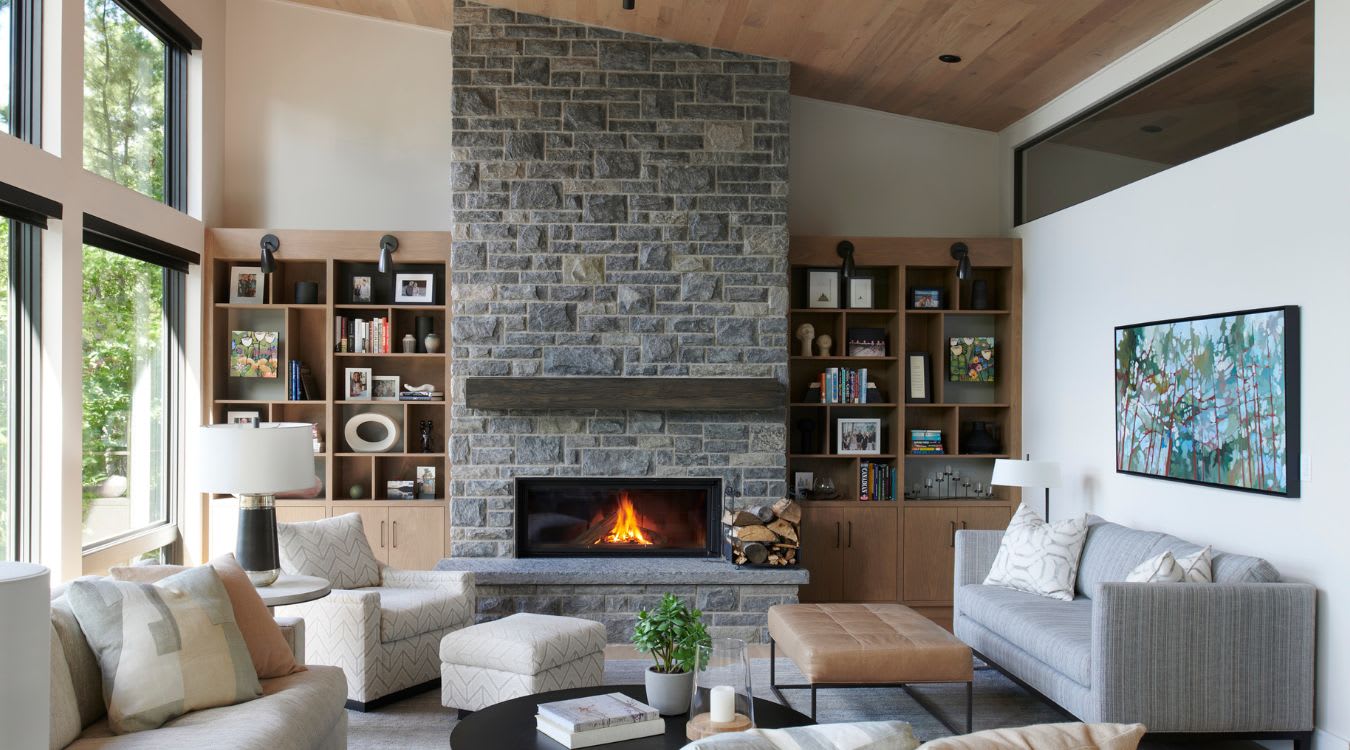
[435,557,808,585]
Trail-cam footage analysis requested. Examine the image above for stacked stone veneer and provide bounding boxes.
[448,0,792,558]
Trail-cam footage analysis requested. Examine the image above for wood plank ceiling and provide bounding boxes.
[283,0,1209,131]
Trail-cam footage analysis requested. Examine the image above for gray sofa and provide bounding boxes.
[954,516,1315,748]
[49,580,348,749]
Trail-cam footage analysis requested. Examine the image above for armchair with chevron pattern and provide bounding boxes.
[274,513,476,710]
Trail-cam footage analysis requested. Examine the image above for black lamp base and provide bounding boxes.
[237,494,281,587]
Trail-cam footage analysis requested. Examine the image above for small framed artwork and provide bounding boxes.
[225,410,260,425]
[345,367,372,401]
[416,466,437,499]
[949,336,995,382]
[846,327,887,357]
[806,268,841,309]
[906,352,933,403]
[837,417,882,456]
[372,375,401,401]
[395,273,436,304]
[793,471,814,500]
[910,287,943,310]
[386,480,416,500]
[847,277,874,309]
[352,276,373,303]
[229,266,264,304]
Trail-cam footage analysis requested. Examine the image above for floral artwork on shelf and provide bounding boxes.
[229,331,279,378]
[949,336,995,382]
[1115,306,1300,497]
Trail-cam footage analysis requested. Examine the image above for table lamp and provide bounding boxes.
[992,458,1062,520]
[198,422,314,586]
[0,562,50,749]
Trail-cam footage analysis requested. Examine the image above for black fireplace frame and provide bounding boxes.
[514,477,723,558]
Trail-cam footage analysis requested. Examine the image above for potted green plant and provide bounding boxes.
[632,593,710,715]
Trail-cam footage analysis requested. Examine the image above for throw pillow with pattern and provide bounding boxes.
[66,565,262,733]
[277,512,382,589]
[1125,551,1185,583]
[983,504,1089,601]
[1176,546,1213,582]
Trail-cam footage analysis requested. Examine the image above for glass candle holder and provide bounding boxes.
[686,638,755,740]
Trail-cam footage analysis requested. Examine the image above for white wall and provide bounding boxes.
[1020,142,1168,223]
[789,97,1001,236]
[222,0,453,229]
[1003,0,1350,744]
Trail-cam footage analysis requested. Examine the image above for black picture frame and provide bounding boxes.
[805,267,842,309]
[905,352,932,403]
[845,274,874,309]
[1114,305,1300,497]
[910,287,944,310]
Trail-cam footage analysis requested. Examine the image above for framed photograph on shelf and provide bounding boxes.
[847,276,874,309]
[395,273,435,304]
[352,275,373,303]
[793,471,814,500]
[846,327,887,357]
[416,466,437,499]
[345,367,372,401]
[229,266,264,304]
[906,352,932,403]
[837,417,882,456]
[372,375,401,401]
[806,268,841,309]
[225,411,260,425]
[386,480,416,500]
[910,287,943,310]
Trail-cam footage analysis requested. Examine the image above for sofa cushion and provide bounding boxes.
[51,622,83,750]
[1076,517,1279,598]
[360,585,474,643]
[917,722,1145,750]
[983,504,1088,601]
[277,512,382,589]
[66,566,263,733]
[440,613,607,675]
[956,585,1093,686]
[65,666,346,749]
[1124,551,1183,583]
[51,588,106,730]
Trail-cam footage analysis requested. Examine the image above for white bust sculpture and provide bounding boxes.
[795,323,815,357]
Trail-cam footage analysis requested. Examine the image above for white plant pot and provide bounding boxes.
[644,667,694,716]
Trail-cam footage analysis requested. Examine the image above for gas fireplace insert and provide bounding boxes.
[515,477,722,558]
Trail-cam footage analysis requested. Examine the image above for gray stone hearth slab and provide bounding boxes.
[435,557,808,585]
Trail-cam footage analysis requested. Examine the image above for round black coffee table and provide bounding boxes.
[451,684,814,749]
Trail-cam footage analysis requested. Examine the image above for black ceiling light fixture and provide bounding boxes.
[837,240,856,279]
[938,54,962,64]
[950,241,972,280]
[378,234,399,274]
[259,234,280,274]
[622,0,635,9]
[1140,124,1164,133]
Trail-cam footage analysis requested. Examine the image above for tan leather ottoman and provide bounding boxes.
[767,603,974,731]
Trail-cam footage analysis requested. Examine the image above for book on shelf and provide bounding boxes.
[335,315,391,354]
[535,713,665,748]
[910,428,944,454]
[817,367,870,404]
[537,692,658,733]
[859,461,897,501]
[289,360,320,401]
[398,391,444,401]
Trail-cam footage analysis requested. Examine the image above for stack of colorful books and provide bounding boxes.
[818,367,870,403]
[535,692,664,748]
[335,315,391,353]
[859,461,896,501]
[910,429,944,455]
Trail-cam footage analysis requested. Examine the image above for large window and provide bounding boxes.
[1,0,10,134]
[3,0,41,142]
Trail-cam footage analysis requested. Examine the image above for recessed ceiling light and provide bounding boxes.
[1140,124,1164,133]
[938,54,962,64]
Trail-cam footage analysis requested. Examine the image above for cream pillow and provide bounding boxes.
[277,512,382,589]
[1176,546,1213,582]
[917,722,1146,750]
[1125,551,1184,583]
[983,504,1089,601]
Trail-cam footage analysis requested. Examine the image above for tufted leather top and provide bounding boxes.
[768,603,973,684]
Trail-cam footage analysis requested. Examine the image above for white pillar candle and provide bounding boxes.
[710,684,736,723]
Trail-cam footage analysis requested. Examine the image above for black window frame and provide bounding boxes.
[6,0,42,144]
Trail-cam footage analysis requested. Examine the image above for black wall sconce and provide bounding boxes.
[622,0,635,9]
[837,240,856,279]
[378,234,399,274]
[950,241,971,280]
[260,234,279,274]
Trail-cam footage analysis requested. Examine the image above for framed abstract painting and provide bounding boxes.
[1115,306,1300,497]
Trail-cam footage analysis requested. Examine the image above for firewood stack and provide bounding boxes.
[723,498,801,566]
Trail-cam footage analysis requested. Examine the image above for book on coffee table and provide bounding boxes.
[535,692,663,747]
[535,713,664,748]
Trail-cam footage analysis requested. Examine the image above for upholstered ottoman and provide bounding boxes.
[440,613,606,711]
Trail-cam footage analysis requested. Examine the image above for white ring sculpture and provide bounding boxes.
[344,413,400,453]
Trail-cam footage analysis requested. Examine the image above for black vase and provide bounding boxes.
[964,421,999,454]
[414,316,434,354]
[970,280,991,310]
[294,281,318,305]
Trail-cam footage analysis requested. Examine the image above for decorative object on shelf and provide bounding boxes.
[815,334,833,357]
[794,417,817,455]
[806,268,840,309]
[352,275,373,303]
[424,332,442,353]
[847,276,874,309]
[229,331,279,378]
[0,562,51,750]
[415,315,434,353]
[419,420,435,453]
[395,272,435,304]
[909,428,944,455]
[837,417,881,455]
[294,281,318,305]
[794,323,815,357]
[950,241,972,280]
[811,476,839,500]
[225,410,260,425]
[906,352,932,403]
[910,287,943,309]
[386,480,416,500]
[993,457,1062,519]
[311,423,324,453]
[377,233,399,274]
[949,336,995,382]
[402,334,417,353]
[345,367,372,400]
[259,233,280,275]
[1116,306,1299,496]
[348,483,366,500]
[687,638,755,739]
[416,466,437,499]
[401,384,445,401]
[372,375,401,401]
[632,593,710,716]
[963,421,1000,454]
[344,412,401,453]
[846,327,887,357]
[229,267,263,304]
[197,422,314,586]
[793,471,814,500]
[911,465,995,500]
[970,279,991,310]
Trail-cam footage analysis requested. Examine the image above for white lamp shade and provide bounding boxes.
[0,562,50,750]
[198,422,315,494]
[991,459,1062,489]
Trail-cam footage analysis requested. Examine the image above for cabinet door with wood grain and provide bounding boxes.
[388,506,446,570]
[902,506,962,603]
[841,506,898,602]
[276,505,328,525]
[797,506,843,602]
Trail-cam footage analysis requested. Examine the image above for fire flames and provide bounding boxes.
[596,495,654,546]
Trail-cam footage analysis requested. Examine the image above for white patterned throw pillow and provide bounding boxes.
[277,512,382,589]
[1176,546,1213,582]
[983,504,1089,601]
[1125,551,1184,583]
